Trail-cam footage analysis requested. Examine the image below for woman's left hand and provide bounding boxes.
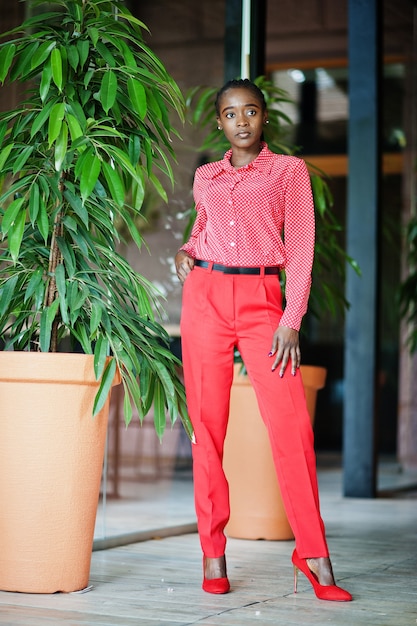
[269,326,301,377]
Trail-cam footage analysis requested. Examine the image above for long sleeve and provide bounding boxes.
[279,159,315,331]
[180,168,208,258]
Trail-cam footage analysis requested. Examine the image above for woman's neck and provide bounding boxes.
[230,143,263,169]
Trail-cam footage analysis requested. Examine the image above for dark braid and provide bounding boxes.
[215,79,266,116]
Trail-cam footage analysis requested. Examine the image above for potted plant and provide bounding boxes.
[184,77,360,540]
[0,0,192,593]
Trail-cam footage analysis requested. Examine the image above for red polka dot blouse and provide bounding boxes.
[181,143,315,331]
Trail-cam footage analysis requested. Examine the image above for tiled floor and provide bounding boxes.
[1,457,416,625]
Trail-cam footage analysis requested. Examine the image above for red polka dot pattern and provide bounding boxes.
[181,144,315,331]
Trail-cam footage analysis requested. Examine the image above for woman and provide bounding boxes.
[175,78,352,602]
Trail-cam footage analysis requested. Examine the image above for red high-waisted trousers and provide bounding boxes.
[180,264,329,559]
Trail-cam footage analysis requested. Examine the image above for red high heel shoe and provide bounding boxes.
[202,556,230,594]
[292,549,352,602]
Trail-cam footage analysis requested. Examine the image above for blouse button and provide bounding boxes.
[230,242,235,247]
[229,220,234,226]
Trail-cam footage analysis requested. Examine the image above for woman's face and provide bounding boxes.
[216,87,267,152]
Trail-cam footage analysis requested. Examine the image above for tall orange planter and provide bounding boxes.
[0,351,120,593]
[223,364,326,540]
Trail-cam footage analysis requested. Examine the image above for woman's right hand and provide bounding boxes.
[175,251,195,284]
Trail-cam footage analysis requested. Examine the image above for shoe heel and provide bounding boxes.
[293,565,298,594]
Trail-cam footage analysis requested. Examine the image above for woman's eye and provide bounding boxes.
[247,109,256,116]
[226,112,235,118]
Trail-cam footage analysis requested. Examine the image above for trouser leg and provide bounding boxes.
[180,267,329,559]
[234,273,329,557]
[180,267,235,557]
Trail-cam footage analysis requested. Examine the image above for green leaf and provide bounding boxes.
[29,182,40,224]
[57,237,76,277]
[67,101,87,130]
[12,145,34,175]
[0,143,13,171]
[123,389,133,426]
[0,120,7,145]
[0,43,16,83]
[90,300,103,335]
[77,39,89,69]
[153,380,166,440]
[54,121,68,171]
[9,209,27,263]
[93,334,108,379]
[24,267,44,304]
[63,188,89,227]
[102,160,124,206]
[128,133,141,164]
[93,358,117,416]
[311,175,326,216]
[31,41,56,71]
[96,41,116,67]
[104,144,143,183]
[31,100,54,138]
[0,274,19,316]
[71,323,92,354]
[1,196,24,235]
[87,26,100,47]
[66,113,83,142]
[100,70,117,114]
[68,281,88,315]
[131,172,145,211]
[67,44,79,71]
[51,47,63,91]
[48,102,65,146]
[35,196,49,243]
[55,263,68,324]
[39,299,60,352]
[39,62,52,103]
[149,172,168,203]
[83,70,93,90]
[127,77,147,120]
[9,40,39,81]
[80,152,101,204]
[118,39,137,69]
[74,144,92,180]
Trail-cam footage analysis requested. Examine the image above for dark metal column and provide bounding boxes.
[343,0,382,497]
[224,0,242,81]
[224,0,266,82]
[249,0,266,80]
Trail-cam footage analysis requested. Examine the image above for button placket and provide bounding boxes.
[227,185,238,258]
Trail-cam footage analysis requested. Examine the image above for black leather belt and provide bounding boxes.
[194,259,281,275]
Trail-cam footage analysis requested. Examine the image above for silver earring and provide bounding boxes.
[217,126,222,130]
[265,120,269,124]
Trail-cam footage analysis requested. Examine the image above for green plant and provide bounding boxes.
[0,0,192,439]
[184,76,360,322]
[399,215,417,353]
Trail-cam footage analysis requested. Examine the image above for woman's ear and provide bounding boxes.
[216,117,222,130]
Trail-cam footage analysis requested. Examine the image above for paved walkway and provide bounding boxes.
[1,460,416,625]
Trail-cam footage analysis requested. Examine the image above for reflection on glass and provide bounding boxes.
[271,63,405,154]
[94,385,195,544]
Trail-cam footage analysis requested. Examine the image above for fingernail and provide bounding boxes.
[268,351,273,357]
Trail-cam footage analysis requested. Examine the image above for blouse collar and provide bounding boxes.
[221,141,274,174]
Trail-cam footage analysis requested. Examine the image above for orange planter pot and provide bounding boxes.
[0,352,120,593]
[223,364,326,541]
